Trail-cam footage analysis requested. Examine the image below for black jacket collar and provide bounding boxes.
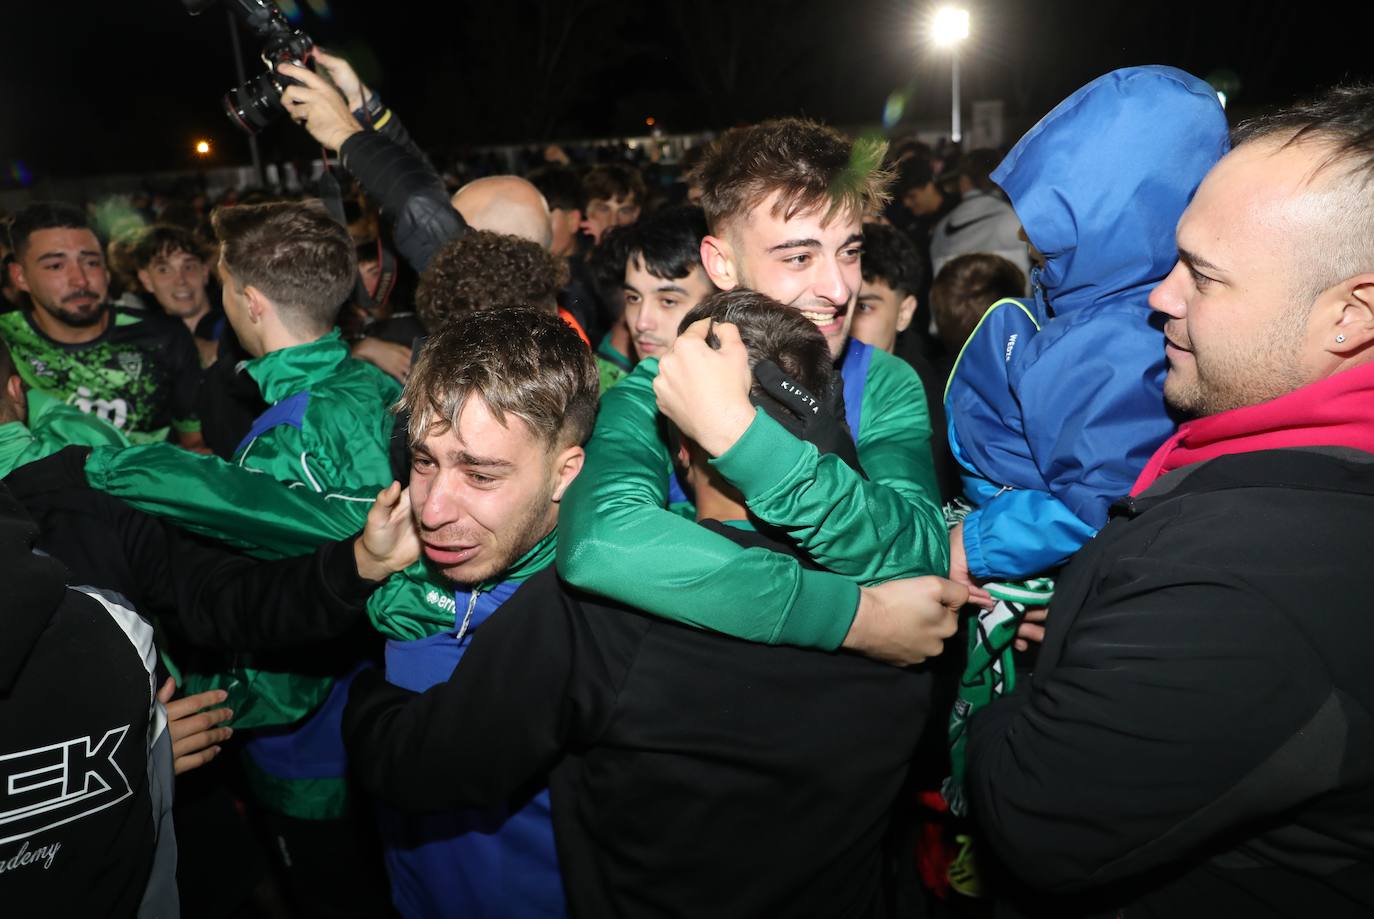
[1111,446,1374,520]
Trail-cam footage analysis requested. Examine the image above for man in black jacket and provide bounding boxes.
[0,454,417,918]
[966,85,1374,917]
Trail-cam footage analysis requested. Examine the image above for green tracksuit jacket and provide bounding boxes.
[0,390,129,478]
[85,330,401,725]
[557,347,949,650]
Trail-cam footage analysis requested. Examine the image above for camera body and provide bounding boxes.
[183,0,323,135]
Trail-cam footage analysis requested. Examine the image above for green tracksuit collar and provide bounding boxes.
[0,422,39,479]
[367,527,559,641]
[596,333,633,372]
[245,329,351,404]
[496,525,557,585]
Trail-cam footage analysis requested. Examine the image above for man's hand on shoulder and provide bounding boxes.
[653,319,755,457]
[845,575,990,666]
[278,61,364,151]
[354,481,420,581]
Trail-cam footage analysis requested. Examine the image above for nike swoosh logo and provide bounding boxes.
[944,213,998,236]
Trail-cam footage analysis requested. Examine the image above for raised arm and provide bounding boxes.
[154,483,416,652]
[558,360,860,650]
[278,53,466,274]
[711,348,948,581]
[654,322,947,581]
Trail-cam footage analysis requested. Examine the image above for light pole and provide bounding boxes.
[932,7,970,144]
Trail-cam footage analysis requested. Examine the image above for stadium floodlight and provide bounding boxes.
[930,8,970,143]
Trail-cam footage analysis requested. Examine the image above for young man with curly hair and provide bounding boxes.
[415,230,588,343]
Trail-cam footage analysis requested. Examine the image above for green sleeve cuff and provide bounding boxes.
[84,444,121,488]
[772,568,860,651]
[173,418,203,434]
[710,409,807,500]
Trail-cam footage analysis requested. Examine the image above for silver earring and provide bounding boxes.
[1337,334,1347,343]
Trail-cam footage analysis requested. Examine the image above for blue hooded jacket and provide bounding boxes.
[945,66,1230,579]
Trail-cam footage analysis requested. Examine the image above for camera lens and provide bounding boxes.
[222,72,285,135]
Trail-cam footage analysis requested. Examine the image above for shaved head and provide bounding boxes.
[451,176,554,251]
[1230,84,1374,304]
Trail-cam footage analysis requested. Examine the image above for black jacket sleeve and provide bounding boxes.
[7,451,378,651]
[343,571,623,814]
[154,528,377,652]
[339,111,467,274]
[966,550,1340,893]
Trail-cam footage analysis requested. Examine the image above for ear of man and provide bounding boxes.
[897,294,918,334]
[11,260,32,295]
[700,235,740,291]
[1319,273,1374,363]
[244,285,272,325]
[1,374,26,425]
[550,445,586,502]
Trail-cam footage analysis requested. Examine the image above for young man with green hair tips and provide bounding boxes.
[557,118,953,662]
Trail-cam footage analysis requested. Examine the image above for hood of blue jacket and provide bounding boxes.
[991,66,1230,320]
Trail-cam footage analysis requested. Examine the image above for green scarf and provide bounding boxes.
[943,576,1054,818]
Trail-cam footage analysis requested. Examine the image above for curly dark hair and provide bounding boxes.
[860,222,925,299]
[132,224,212,270]
[415,230,571,332]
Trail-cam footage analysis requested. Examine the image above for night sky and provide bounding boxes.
[3,0,1371,184]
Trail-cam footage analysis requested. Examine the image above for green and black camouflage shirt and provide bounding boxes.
[0,304,203,443]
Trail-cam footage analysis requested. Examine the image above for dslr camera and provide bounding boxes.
[182,0,332,135]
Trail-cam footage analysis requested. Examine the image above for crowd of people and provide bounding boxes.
[1,49,1372,919]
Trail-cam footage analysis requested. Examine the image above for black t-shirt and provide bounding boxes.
[0,304,202,443]
[194,323,266,461]
[345,521,932,918]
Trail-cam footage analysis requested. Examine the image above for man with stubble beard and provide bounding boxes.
[3,203,204,447]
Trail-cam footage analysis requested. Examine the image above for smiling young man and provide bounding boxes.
[132,224,222,367]
[2,203,205,446]
[965,85,1374,917]
[134,225,215,336]
[559,117,950,664]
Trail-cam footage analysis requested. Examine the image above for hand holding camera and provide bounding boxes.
[278,59,363,152]
[184,0,353,138]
